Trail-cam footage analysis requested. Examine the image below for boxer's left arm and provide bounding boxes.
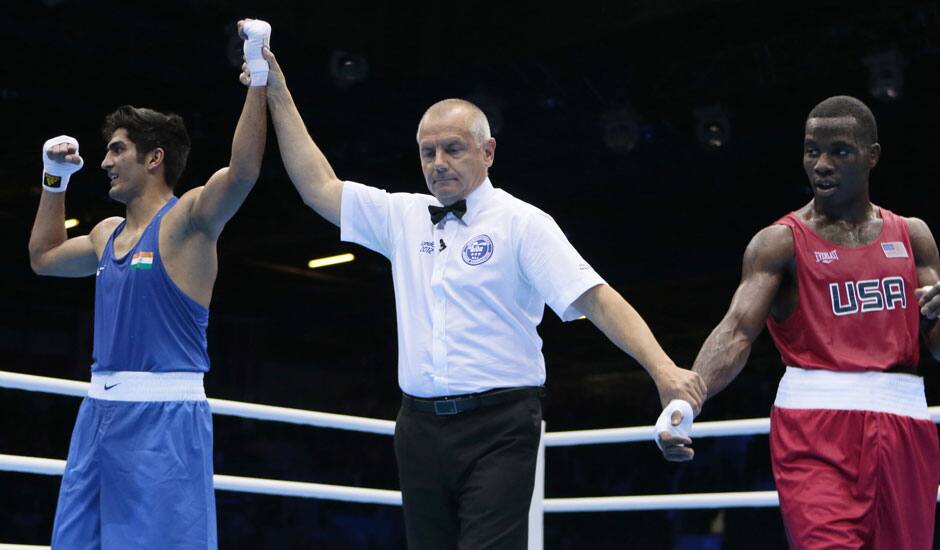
[907,217,940,360]
[182,19,268,239]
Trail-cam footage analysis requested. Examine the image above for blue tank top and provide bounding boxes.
[92,197,210,372]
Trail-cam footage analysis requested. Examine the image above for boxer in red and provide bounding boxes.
[658,95,940,549]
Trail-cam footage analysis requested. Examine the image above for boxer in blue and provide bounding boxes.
[27,20,271,549]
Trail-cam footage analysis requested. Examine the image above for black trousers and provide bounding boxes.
[394,394,542,550]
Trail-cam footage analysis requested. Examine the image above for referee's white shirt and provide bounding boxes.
[340,178,606,398]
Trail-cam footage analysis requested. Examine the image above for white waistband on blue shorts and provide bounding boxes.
[88,371,206,402]
[774,366,928,420]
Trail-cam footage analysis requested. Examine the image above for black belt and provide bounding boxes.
[402,387,542,416]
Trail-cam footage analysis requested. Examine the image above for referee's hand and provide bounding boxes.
[653,364,706,416]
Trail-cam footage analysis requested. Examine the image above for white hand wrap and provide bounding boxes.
[242,20,272,87]
[41,135,83,193]
[654,399,694,451]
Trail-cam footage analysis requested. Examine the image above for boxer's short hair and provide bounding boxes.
[102,105,191,189]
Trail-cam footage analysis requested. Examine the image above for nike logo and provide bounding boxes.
[103,383,120,391]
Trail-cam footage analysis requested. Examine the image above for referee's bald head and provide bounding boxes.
[417,99,491,147]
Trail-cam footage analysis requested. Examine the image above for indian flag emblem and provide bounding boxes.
[131,251,154,270]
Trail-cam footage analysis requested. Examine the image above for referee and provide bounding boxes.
[255,42,706,548]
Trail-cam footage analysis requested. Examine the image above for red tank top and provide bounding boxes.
[766,208,920,372]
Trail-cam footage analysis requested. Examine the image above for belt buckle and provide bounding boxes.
[433,399,458,416]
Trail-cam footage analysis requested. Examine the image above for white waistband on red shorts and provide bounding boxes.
[774,366,929,420]
[88,371,206,402]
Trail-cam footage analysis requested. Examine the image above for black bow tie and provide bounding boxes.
[428,200,467,224]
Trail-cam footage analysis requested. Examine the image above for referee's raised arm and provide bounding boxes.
[263,46,343,227]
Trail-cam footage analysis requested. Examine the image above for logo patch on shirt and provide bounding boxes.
[814,250,839,264]
[419,241,434,254]
[462,235,494,266]
[881,241,909,259]
[44,173,62,188]
[131,251,154,269]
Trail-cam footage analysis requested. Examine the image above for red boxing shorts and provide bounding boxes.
[770,367,940,549]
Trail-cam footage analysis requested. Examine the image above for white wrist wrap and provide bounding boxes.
[654,399,694,451]
[242,20,272,87]
[41,135,83,193]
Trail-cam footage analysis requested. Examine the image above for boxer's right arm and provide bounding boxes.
[29,138,119,277]
[29,215,120,277]
[263,48,344,227]
[691,225,791,396]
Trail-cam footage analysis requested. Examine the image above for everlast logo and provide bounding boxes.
[829,277,906,316]
[44,173,62,188]
[814,250,839,264]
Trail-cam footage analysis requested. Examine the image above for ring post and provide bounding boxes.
[528,420,546,550]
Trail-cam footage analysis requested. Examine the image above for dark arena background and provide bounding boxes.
[3,1,940,548]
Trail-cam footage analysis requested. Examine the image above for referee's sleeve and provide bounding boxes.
[519,211,606,321]
[340,181,394,258]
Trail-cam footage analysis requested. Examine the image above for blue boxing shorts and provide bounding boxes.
[51,372,216,550]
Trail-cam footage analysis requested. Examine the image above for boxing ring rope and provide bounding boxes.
[0,371,395,436]
[2,369,939,549]
[0,454,403,506]
[543,417,772,446]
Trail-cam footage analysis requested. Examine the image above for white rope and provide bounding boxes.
[3,369,940,519]
[0,371,87,397]
[6,452,938,513]
[0,455,65,476]
[5,371,939,550]
[214,475,401,505]
[544,486,940,512]
[207,398,394,435]
[0,371,394,436]
[544,491,780,512]
[543,417,771,446]
[4,370,938,443]
[544,410,940,446]
[0,453,400,506]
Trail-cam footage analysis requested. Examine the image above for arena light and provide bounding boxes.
[330,51,369,89]
[694,104,732,150]
[864,49,908,102]
[307,253,355,269]
[602,107,640,154]
[64,218,79,229]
